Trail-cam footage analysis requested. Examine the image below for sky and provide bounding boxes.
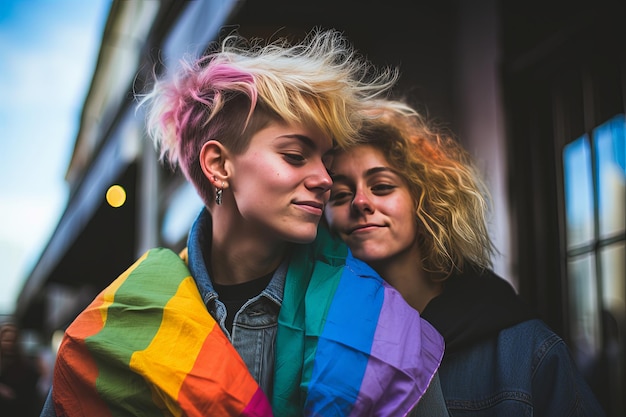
[0,0,110,315]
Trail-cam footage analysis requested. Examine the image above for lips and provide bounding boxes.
[294,200,325,215]
[300,200,323,209]
[349,223,380,234]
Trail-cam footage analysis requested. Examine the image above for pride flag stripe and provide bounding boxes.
[88,250,178,416]
[305,259,383,415]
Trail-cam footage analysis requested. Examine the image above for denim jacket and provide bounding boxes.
[438,319,606,416]
[422,269,606,417]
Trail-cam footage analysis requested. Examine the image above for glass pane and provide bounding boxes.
[594,114,626,238]
[563,136,595,248]
[599,242,626,415]
[567,254,601,372]
[601,241,626,317]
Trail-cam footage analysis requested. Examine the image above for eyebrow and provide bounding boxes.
[280,134,317,150]
[331,166,393,181]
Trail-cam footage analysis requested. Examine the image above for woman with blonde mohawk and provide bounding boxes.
[40,30,445,417]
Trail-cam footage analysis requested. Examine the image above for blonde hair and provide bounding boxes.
[138,29,398,206]
[356,99,495,276]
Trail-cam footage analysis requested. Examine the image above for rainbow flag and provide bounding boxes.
[274,225,444,416]
[52,249,271,417]
[51,227,443,416]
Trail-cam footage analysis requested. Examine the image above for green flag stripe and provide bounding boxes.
[86,248,190,416]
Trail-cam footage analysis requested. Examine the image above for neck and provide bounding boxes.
[210,210,286,285]
[370,246,442,313]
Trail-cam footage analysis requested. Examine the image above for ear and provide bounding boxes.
[200,140,230,188]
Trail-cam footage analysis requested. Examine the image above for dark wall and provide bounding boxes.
[227,0,460,127]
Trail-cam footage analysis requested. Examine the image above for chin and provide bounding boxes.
[351,247,387,264]
[286,228,318,244]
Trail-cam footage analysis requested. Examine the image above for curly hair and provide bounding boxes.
[137,28,398,206]
[357,99,495,277]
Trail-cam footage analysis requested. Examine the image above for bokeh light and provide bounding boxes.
[106,185,126,208]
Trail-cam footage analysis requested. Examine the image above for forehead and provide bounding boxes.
[331,144,388,170]
[249,120,333,151]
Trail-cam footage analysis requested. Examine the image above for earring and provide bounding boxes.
[215,182,224,205]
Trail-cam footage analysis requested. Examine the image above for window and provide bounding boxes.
[563,113,625,410]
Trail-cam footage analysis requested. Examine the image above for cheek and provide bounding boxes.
[325,205,352,231]
[389,199,417,230]
[236,157,281,189]
[323,207,340,229]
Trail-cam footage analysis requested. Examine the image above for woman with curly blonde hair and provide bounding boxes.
[324,98,606,416]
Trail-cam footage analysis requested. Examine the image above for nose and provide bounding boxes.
[351,189,374,214]
[305,161,333,192]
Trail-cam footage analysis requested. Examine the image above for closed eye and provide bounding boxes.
[371,183,396,194]
[283,153,306,165]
